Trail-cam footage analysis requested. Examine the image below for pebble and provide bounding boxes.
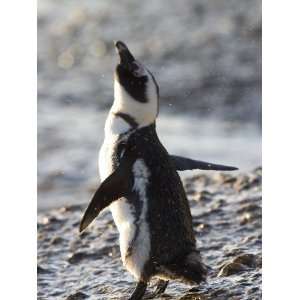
[50,236,65,245]
[232,253,257,268]
[65,292,88,300]
[59,205,82,213]
[37,265,52,274]
[197,190,213,203]
[218,262,248,277]
[67,251,91,264]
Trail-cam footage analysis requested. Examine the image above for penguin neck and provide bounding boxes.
[111,80,158,128]
[104,110,156,137]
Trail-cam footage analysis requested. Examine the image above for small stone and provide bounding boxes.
[197,190,213,203]
[50,236,65,245]
[59,205,82,213]
[209,288,229,298]
[67,251,89,264]
[232,253,257,268]
[195,223,211,233]
[218,262,248,277]
[214,198,226,209]
[37,232,45,240]
[240,212,253,225]
[65,292,88,300]
[40,215,65,225]
[37,265,51,274]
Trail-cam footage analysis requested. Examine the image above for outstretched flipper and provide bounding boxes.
[170,155,238,171]
[79,151,134,233]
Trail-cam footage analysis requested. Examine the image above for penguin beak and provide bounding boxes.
[115,41,135,69]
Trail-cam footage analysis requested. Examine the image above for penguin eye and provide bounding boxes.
[132,70,140,77]
[132,67,144,77]
[131,61,146,77]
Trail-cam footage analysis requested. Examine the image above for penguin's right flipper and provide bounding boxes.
[79,153,134,233]
[170,155,238,171]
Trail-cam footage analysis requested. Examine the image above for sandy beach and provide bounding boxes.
[38,168,261,299]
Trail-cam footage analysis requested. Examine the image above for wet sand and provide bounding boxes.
[38,167,261,300]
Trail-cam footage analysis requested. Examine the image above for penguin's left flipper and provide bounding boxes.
[170,155,238,171]
[79,154,134,233]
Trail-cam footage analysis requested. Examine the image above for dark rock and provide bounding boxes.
[67,251,90,264]
[209,288,229,298]
[239,203,261,225]
[197,190,213,203]
[67,246,116,264]
[65,292,88,300]
[213,198,226,209]
[188,287,200,293]
[218,262,248,277]
[37,265,51,274]
[50,236,65,245]
[195,223,211,233]
[232,253,257,268]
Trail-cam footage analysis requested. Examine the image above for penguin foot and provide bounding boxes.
[144,280,169,299]
[128,281,147,300]
[153,279,169,295]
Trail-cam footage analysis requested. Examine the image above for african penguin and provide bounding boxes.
[79,41,238,300]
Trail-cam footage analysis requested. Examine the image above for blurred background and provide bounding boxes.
[38,0,261,210]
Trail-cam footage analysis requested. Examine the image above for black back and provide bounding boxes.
[114,124,196,266]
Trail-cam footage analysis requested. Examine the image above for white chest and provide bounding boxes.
[98,137,151,279]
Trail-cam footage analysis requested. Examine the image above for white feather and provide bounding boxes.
[112,79,157,127]
[124,159,151,279]
[99,132,151,280]
[104,112,131,136]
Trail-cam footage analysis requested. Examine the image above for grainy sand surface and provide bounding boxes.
[38,168,261,300]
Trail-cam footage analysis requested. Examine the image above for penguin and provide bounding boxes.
[79,41,238,300]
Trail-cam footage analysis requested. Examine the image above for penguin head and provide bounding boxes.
[113,41,159,127]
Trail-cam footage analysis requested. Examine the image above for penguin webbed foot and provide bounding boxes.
[128,281,147,300]
[153,279,169,295]
[143,280,169,299]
